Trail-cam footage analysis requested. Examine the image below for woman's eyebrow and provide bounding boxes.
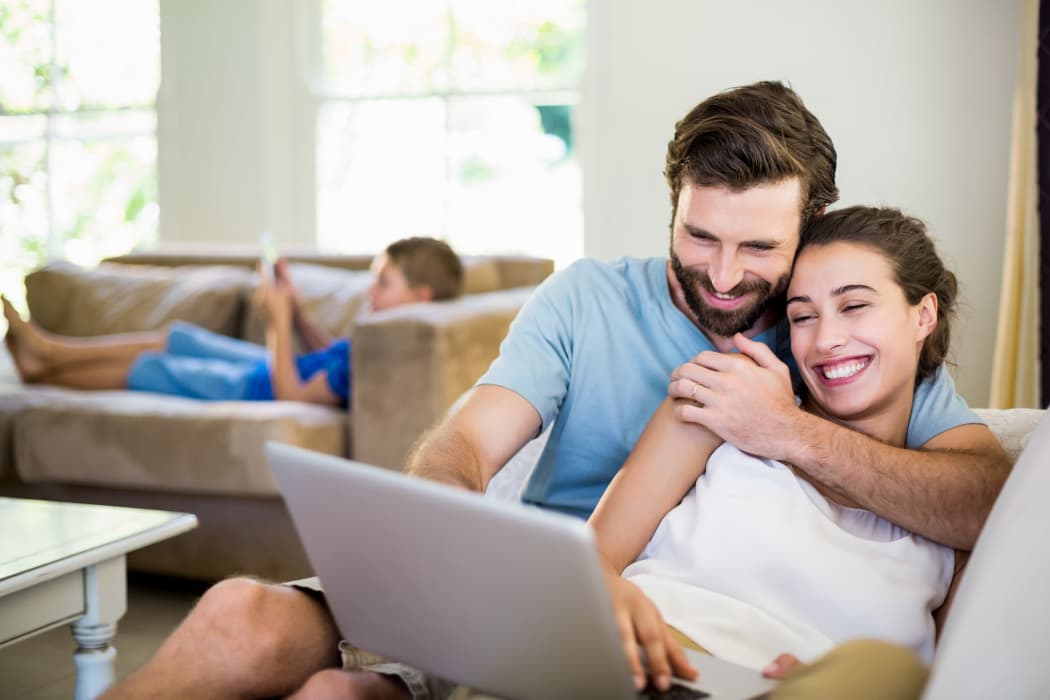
[787,284,878,306]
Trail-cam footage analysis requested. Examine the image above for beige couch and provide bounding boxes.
[0,251,552,582]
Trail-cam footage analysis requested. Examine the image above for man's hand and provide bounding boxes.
[606,573,697,692]
[668,333,800,461]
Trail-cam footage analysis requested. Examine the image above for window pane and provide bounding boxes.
[317,99,446,252]
[0,140,47,307]
[0,0,54,113]
[48,127,158,267]
[449,0,585,92]
[322,0,449,96]
[446,97,581,265]
[54,0,159,110]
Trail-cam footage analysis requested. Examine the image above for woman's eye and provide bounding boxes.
[843,303,868,313]
[789,314,814,325]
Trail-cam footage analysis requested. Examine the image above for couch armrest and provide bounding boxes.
[350,287,535,470]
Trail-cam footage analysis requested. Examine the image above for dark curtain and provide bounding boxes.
[1039,0,1050,406]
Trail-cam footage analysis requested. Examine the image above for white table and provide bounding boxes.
[0,497,197,700]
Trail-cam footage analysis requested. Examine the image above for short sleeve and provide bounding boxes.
[907,366,981,448]
[476,262,587,430]
[324,338,352,405]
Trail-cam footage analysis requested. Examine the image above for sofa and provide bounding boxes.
[0,250,553,582]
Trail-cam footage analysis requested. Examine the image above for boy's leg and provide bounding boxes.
[166,321,269,363]
[102,577,343,700]
[3,297,165,380]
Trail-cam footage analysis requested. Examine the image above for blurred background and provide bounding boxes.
[0,0,1023,406]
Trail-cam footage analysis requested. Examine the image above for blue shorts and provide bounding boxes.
[126,322,268,401]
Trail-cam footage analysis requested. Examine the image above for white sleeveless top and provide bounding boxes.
[622,443,954,670]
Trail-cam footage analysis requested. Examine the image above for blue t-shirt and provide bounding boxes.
[244,338,352,405]
[479,257,979,519]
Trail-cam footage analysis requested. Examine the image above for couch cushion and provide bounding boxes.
[973,407,1045,462]
[12,387,347,496]
[25,261,254,338]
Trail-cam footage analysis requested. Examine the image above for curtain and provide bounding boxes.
[990,0,1041,408]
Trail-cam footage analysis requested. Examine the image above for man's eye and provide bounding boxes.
[746,243,773,252]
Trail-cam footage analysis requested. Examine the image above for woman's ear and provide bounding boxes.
[915,292,938,342]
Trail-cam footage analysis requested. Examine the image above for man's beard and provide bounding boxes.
[670,251,789,338]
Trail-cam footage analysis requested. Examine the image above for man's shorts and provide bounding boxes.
[287,576,460,700]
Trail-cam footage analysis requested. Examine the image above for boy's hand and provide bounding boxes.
[254,262,294,325]
[606,573,697,691]
[273,258,303,316]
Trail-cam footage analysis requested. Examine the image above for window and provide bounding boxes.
[0,0,160,308]
[316,0,584,267]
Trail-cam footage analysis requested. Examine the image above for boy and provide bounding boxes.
[2,236,462,408]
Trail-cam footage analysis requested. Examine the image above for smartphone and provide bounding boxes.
[259,231,277,282]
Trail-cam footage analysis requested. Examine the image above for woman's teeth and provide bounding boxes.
[821,358,869,380]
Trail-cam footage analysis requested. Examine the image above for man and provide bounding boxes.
[104,82,1010,700]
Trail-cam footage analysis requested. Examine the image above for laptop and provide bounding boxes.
[267,442,777,700]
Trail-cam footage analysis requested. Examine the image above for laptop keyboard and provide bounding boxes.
[640,682,711,699]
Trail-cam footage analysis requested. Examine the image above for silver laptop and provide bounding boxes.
[267,442,776,700]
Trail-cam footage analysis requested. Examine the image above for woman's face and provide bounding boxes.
[786,241,936,430]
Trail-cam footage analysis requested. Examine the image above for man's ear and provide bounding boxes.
[916,292,938,342]
[413,285,435,303]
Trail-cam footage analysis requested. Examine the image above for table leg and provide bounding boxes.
[70,556,127,700]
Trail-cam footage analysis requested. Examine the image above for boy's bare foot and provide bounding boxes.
[2,296,48,381]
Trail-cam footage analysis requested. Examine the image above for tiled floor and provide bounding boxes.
[0,573,209,700]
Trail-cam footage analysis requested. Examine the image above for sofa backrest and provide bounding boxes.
[25,252,553,345]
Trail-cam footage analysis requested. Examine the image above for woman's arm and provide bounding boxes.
[590,398,722,572]
[588,398,723,690]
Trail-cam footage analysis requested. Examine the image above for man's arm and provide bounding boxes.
[405,384,543,492]
[670,334,1011,550]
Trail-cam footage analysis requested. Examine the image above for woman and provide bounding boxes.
[591,205,969,693]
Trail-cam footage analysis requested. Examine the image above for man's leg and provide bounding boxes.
[102,577,343,700]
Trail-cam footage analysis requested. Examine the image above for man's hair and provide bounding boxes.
[800,206,957,383]
[664,81,839,229]
[384,237,463,300]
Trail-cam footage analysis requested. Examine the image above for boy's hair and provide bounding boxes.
[800,206,957,383]
[664,81,839,230]
[384,237,463,300]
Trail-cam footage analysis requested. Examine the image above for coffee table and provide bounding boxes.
[0,497,197,700]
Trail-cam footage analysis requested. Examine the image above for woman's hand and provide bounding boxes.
[606,573,697,691]
[763,652,804,679]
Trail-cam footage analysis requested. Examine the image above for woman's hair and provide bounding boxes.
[384,237,463,300]
[799,206,957,383]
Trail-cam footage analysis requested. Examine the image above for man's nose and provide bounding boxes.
[708,251,744,293]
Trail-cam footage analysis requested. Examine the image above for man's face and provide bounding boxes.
[669,179,802,339]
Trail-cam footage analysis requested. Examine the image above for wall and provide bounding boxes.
[157,0,316,249]
[581,0,1021,406]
